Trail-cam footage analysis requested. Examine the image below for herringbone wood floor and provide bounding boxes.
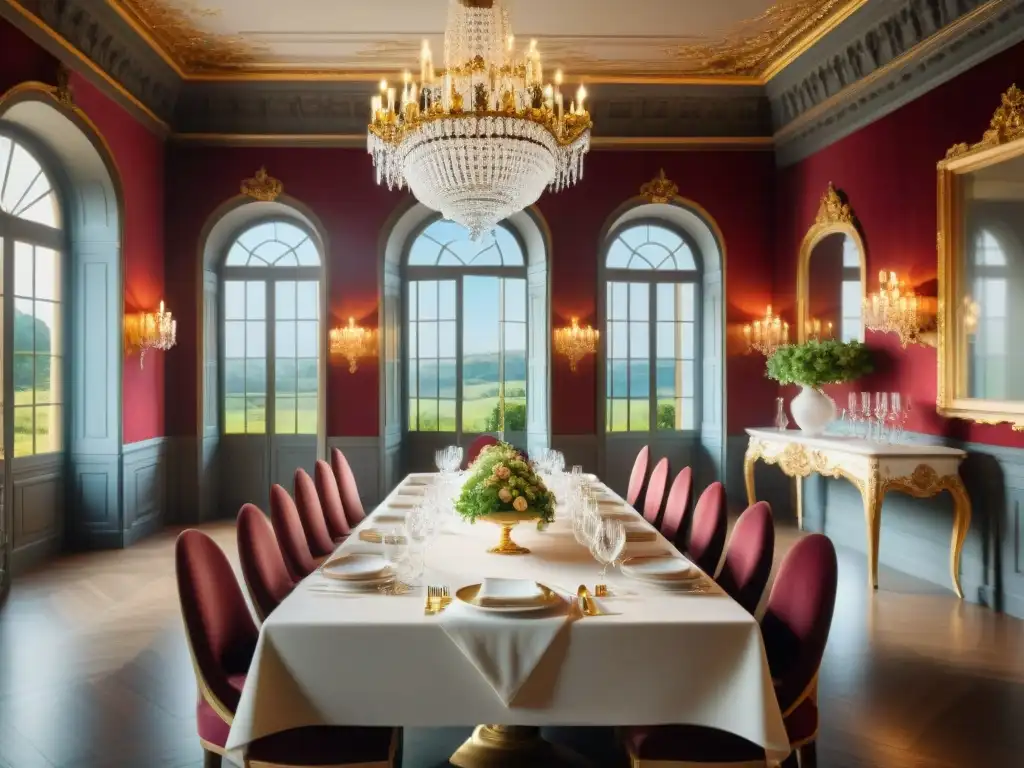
[1,521,1023,767]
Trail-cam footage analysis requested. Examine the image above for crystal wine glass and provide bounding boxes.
[589,518,627,579]
[860,391,872,439]
[874,392,888,442]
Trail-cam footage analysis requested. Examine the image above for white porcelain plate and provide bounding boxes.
[321,553,391,581]
[621,556,702,582]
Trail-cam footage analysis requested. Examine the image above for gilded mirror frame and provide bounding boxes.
[937,84,1024,430]
[796,183,867,342]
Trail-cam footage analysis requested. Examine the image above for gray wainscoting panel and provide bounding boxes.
[724,434,794,519]
[122,437,168,546]
[69,452,121,549]
[551,435,600,477]
[601,435,699,502]
[218,435,269,519]
[10,454,64,575]
[328,437,383,510]
[271,436,318,493]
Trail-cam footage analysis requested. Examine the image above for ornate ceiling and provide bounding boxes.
[107,0,862,81]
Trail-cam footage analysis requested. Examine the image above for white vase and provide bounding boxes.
[790,386,836,436]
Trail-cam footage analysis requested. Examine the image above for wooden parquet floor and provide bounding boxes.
[1,522,1023,768]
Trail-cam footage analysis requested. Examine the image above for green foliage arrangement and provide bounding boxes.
[766,339,873,389]
[486,402,527,432]
[454,442,556,528]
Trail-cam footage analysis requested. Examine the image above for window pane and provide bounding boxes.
[276,320,296,357]
[609,282,628,320]
[246,321,266,357]
[438,281,456,320]
[14,298,33,352]
[438,399,457,431]
[629,322,648,358]
[275,358,297,395]
[439,320,456,357]
[245,396,266,434]
[224,358,245,395]
[275,396,297,434]
[419,281,438,320]
[657,283,675,321]
[609,321,626,360]
[680,283,696,321]
[246,358,267,396]
[630,359,650,397]
[504,279,526,322]
[224,281,245,319]
[34,300,58,354]
[225,321,245,357]
[13,406,33,457]
[681,398,696,429]
[610,399,628,432]
[297,359,317,396]
[419,360,438,398]
[224,396,246,434]
[629,399,648,431]
[681,322,695,359]
[246,282,266,320]
[420,321,438,358]
[610,360,627,398]
[297,396,317,434]
[418,398,438,431]
[276,281,296,320]
[296,321,318,358]
[35,356,56,403]
[14,241,32,296]
[656,322,675,358]
[13,353,32,398]
[439,359,457,398]
[656,359,675,398]
[629,283,649,320]
[297,281,318,319]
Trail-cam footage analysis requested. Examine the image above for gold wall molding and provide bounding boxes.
[240,167,283,202]
[639,169,679,204]
[945,84,1024,161]
[815,181,854,225]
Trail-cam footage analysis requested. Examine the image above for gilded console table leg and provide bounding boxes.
[947,477,972,600]
[743,444,758,507]
[860,469,883,591]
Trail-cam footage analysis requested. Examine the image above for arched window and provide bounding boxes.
[0,134,64,457]
[221,220,322,436]
[604,222,701,433]
[405,219,527,438]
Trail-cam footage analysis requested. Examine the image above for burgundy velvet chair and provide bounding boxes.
[621,533,839,768]
[331,448,366,527]
[175,530,399,768]
[626,445,651,507]
[716,501,775,616]
[294,468,337,558]
[659,466,693,547]
[688,481,727,576]
[464,434,500,468]
[237,503,296,622]
[315,459,351,542]
[269,484,320,582]
[642,457,670,526]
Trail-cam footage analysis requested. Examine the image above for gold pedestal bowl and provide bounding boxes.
[480,511,539,555]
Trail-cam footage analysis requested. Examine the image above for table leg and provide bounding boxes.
[794,476,803,531]
[449,725,590,767]
[860,473,882,591]
[744,449,757,507]
[947,476,972,600]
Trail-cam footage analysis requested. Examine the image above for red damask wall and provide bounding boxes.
[775,38,1024,449]
[163,145,779,439]
[0,20,167,444]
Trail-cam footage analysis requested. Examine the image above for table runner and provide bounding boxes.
[227,473,790,763]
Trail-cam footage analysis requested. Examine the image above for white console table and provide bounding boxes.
[744,429,972,598]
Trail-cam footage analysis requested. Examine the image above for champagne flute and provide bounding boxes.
[860,391,872,439]
[874,392,888,442]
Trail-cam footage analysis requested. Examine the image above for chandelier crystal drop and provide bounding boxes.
[367,0,592,239]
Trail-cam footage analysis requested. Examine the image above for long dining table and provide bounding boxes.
[226,472,789,766]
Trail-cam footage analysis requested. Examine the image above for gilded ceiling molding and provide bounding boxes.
[112,0,265,72]
[639,169,679,203]
[54,62,74,107]
[241,167,283,202]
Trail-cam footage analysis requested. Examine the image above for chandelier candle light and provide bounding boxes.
[329,318,377,373]
[863,270,922,347]
[124,301,177,369]
[367,0,592,240]
[554,317,599,372]
[744,305,789,356]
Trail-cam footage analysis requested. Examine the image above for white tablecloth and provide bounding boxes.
[227,474,789,762]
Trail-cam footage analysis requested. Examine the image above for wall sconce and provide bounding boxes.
[124,301,177,369]
[554,317,599,372]
[329,317,377,373]
[862,270,933,347]
[744,305,789,356]
[804,318,834,341]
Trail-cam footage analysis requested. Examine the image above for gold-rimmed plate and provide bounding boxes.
[455,582,563,613]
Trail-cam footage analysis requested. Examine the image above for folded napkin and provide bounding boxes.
[387,497,420,508]
[625,526,657,543]
[439,590,574,706]
[477,578,544,607]
[359,529,407,545]
[399,484,428,495]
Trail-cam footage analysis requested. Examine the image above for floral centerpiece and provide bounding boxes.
[455,442,556,555]
[766,339,873,435]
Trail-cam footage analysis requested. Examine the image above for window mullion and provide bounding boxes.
[266,277,276,438]
[649,282,657,433]
[455,276,463,440]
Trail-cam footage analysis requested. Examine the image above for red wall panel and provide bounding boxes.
[775,38,1024,448]
[164,145,779,439]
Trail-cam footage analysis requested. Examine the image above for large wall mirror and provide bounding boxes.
[937,85,1024,428]
[796,183,866,343]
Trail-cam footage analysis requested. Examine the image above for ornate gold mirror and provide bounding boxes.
[796,183,867,342]
[937,85,1024,429]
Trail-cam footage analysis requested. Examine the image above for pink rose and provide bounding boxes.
[513,495,529,512]
[494,465,511,480]
[498,487,512,503]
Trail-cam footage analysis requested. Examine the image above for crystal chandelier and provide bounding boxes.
[329,317,377,373]
[124,301,177,370]
[367,0,592,239]
[744,305,789,356]
[863,270,921,347]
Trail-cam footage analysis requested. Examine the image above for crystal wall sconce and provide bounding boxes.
[124,301,177,369]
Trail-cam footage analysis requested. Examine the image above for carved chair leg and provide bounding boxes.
[798,741,817,768]
[202,748,221,768]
